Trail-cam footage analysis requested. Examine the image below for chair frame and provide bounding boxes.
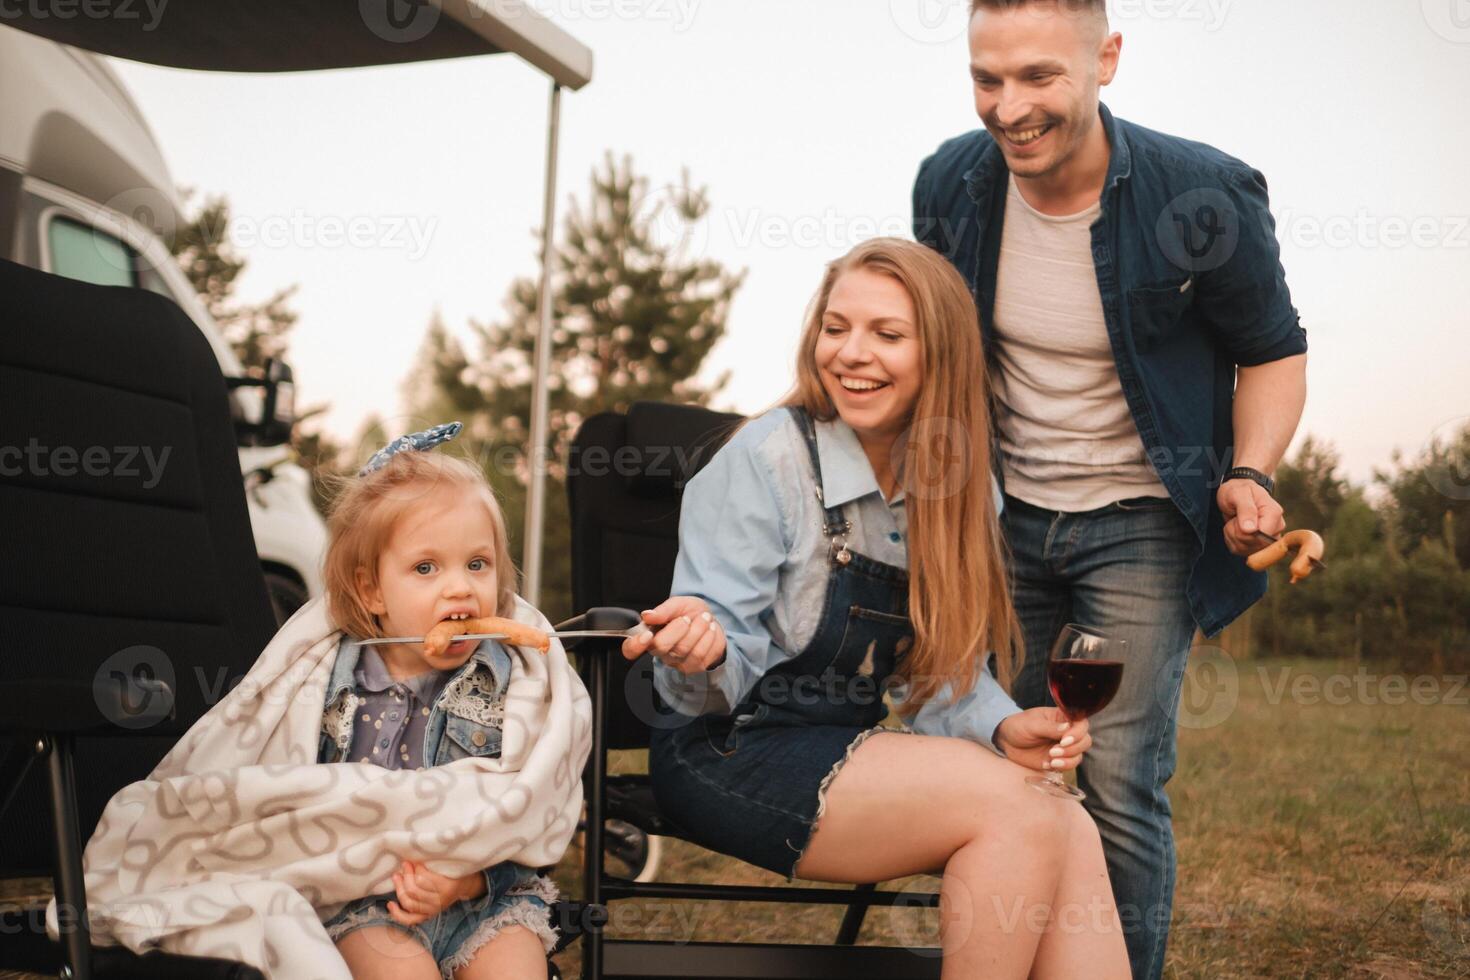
[575,634,943,979]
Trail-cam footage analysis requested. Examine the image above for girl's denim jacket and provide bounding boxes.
[317,637,514,766]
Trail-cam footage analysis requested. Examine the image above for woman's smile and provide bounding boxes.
[815,268,922,447]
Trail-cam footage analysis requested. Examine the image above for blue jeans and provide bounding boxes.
[1000,493,1199,980]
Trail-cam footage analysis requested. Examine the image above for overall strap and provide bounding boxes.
[789,406,854,565]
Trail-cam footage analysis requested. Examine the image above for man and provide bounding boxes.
[911,1,1307,977]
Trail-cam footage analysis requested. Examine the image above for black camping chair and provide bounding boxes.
[0,260,577,980]
[0,258,277,979]
[565,401,943,979]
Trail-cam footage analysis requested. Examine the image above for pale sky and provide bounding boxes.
[108,0,1470,484]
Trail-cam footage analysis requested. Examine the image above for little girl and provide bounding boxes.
[316,422,561,979]
[58,421,587,980]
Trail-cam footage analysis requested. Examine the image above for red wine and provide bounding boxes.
[1047,660,1124,720]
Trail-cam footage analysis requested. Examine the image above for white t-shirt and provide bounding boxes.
[990,175,1170,512]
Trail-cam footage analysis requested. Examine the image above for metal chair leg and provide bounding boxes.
[0,736,39,824]
[41,733,92,980]
[583,654,607,980]
[835,882,875,945]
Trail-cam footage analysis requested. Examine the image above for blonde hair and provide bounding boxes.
[785,237,1024,708]
[322,450,518,639]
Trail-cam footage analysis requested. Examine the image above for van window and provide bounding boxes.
[48,217,135,288]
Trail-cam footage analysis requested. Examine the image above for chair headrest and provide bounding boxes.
[623,401,742,497]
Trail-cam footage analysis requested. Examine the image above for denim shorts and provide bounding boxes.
[323,861,557,977]
[649,708,895,878]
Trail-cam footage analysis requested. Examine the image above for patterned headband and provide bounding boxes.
[358,421,463,476]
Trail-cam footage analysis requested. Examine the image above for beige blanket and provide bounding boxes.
[48,596,592,978]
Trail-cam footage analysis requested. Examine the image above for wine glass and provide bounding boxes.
[1027,624,1126,802]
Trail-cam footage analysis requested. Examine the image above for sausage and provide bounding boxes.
[423,616,551,657]
[1246,529,1326,584]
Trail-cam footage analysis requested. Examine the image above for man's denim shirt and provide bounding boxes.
[912,103,1307,636]
[318,637,513,767]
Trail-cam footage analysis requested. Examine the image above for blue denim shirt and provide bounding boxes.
[319,636,514,768]
[653,409,1021,755]
[912,103,1308,636]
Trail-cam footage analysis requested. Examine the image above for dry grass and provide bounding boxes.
[6,656,1466,979]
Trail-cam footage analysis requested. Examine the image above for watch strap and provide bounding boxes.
[1224,465,1275,496]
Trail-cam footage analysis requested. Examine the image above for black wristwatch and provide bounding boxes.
[1224,466,1275,496]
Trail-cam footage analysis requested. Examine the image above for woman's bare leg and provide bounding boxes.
[794,732,1129,980]
[1028,803,1127,979]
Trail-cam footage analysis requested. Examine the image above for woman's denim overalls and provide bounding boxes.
[649,407,915,877]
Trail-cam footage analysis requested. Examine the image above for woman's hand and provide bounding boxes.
[387,860,485,926]
[621,596,727,674]
[994,707,1091,773]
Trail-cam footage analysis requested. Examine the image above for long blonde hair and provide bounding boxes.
[785,237,1023,708]
[322,451,518,640]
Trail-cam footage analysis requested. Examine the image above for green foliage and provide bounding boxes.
[1252,427,1470,671]
[403,154,745,620]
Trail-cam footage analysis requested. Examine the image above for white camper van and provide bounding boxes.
[0,27,327,623]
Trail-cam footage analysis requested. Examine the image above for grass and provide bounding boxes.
[5,655,1466,979]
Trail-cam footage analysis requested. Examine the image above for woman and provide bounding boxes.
[623,238,1130,977]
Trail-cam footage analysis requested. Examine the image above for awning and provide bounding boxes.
[0,0,592,86]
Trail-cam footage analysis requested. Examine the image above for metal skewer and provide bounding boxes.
[350,626,651,646]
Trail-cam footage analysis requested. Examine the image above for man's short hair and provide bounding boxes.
[969,0,1108,17]
[969,0,1110,39]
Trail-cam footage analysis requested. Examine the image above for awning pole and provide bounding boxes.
[522,80,562,608]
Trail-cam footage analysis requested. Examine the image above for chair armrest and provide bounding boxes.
[0,677,175,736]
[554,607,643,652]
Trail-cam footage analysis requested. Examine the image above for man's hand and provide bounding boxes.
[621,596,727,674]
[1218,478,1285,557]
[387,860,485,926]
[994,707,1091,772]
